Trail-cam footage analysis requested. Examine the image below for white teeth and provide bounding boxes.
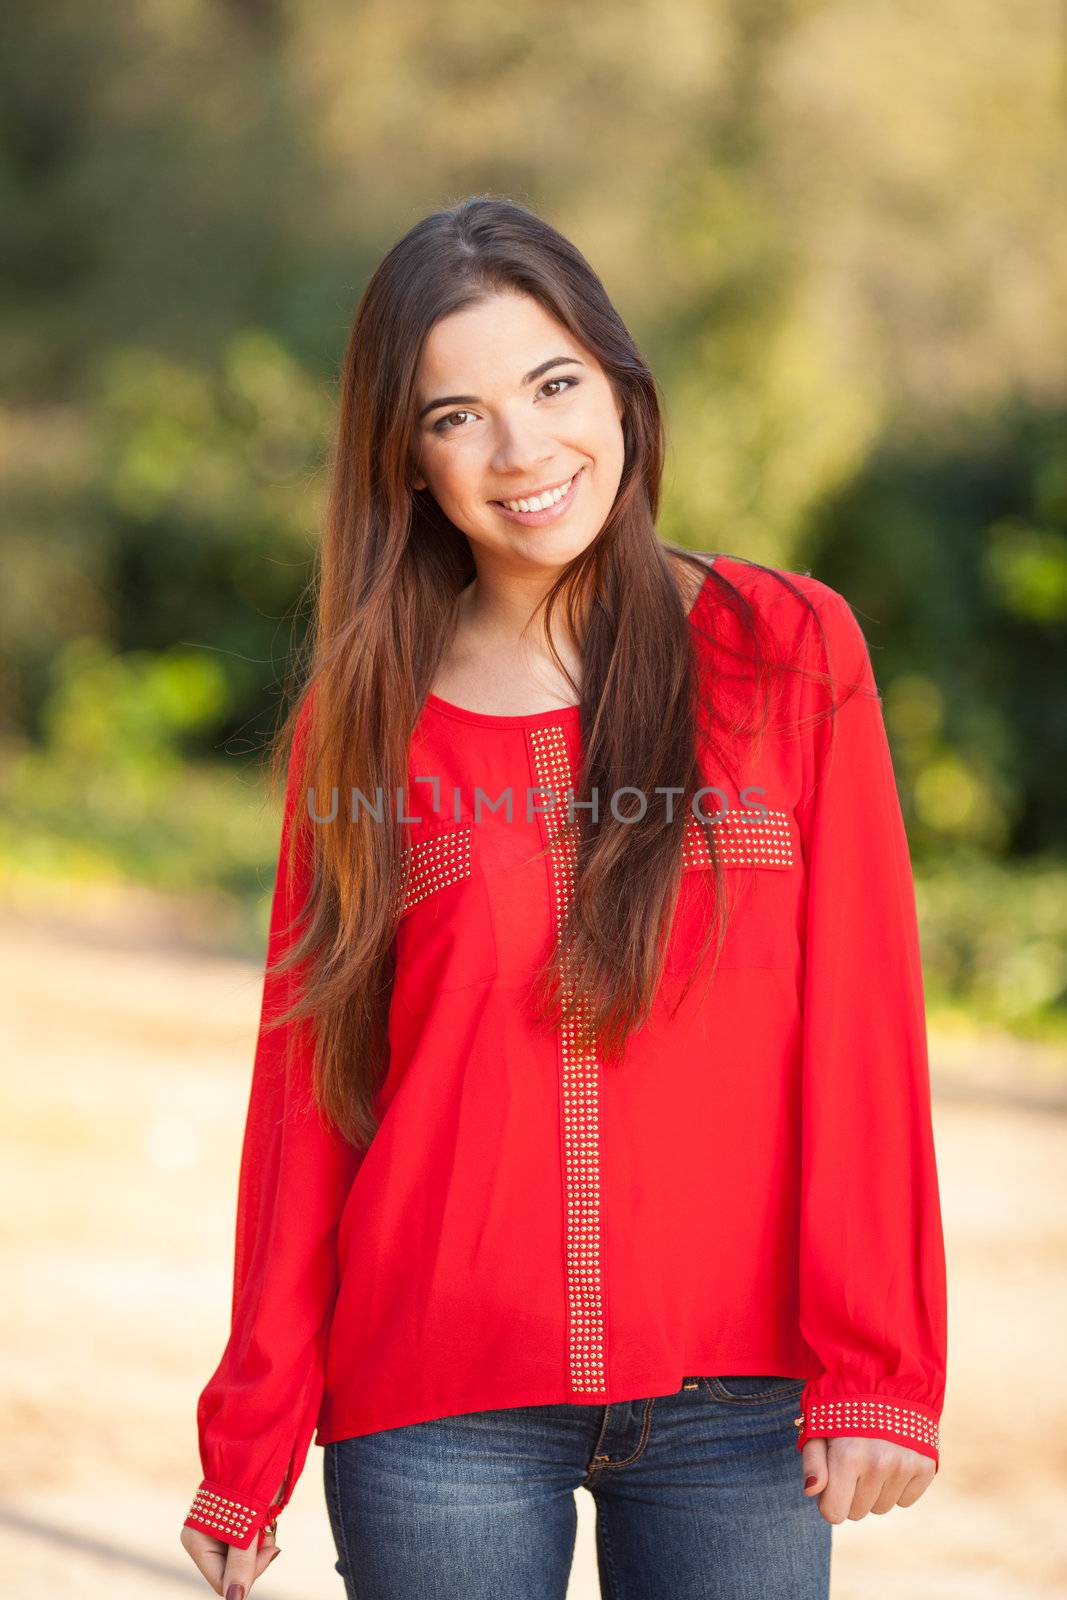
[502,473,574,513]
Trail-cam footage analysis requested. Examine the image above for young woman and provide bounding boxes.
[180,197,947,1600]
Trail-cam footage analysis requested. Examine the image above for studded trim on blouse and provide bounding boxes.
[395,824,474,919]
[184,1483,276,1550]
[794,1398,942,1456]
[528,722,607,1396]
[681,807,795,869]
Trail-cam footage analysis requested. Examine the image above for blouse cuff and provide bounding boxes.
[183,1477,279,1550]
[793,1393,941,1470]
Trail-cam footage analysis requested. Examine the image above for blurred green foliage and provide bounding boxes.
[916,851,1067,1040]
[800,399,1067,856]
[0,635,280,912]
[0,0,1065,1032]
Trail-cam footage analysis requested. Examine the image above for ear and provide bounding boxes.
[413,474,426,492]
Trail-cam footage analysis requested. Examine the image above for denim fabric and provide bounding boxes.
[322,1374,830,1598]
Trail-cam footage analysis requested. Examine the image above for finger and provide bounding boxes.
[850,1437,916,1520]
[818,1441,860,1525]
[853,1435,927,1518]
[179,1531,226,1594]
[256,1542,282,1580]
[246,1536,282,1591]
[869,1464,916,1514]
[800,1437,828,1495]
[220,1540,265,1600]
[897,1465,935,1508]
[859,1467,904,1517]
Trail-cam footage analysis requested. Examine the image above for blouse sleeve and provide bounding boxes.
[793,585,948,1470]
[182,696,363,1549]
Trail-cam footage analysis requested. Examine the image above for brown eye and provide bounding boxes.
[433,410,475,434]
[540,377,579,399]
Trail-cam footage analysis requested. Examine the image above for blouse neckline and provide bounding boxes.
[423,558,718,730]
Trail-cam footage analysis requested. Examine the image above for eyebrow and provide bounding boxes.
[417,356,586,422]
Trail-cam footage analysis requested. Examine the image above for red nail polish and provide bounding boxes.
[804,1474,817,1489]
[226,1585,245,1600]
[267,1548,281,1564]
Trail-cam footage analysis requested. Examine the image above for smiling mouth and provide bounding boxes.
[491,469,582,513]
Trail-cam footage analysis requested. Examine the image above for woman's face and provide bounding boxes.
[411,290,626,574]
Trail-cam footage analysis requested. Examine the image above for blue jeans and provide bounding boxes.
[322,1374,831,1598]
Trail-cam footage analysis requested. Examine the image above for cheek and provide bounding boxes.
[426,445,481,505]
[579,400,625,475]
[587,421,625,497]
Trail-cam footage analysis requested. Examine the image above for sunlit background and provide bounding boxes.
[2,3,1065,1596]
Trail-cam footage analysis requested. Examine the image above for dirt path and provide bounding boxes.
[1,904,1064,1599]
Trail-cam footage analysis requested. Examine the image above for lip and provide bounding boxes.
[490,467,584,527]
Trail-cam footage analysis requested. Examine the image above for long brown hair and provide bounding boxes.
[262,195,864,1151]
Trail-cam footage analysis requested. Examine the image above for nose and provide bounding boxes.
[489,411,557,479]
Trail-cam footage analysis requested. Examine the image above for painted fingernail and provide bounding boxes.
[268,1548,281,1564]
[226,1585,245,1600]
[804,1474,817,1489]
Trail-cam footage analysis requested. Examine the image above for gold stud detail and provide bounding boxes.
[186,1486,263,1540]
[395,826,473,919]
[683,809,794,869]
[797,1400,940,1452]
[528,724,606,1399]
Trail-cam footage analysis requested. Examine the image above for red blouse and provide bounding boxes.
[183,557,948,1551]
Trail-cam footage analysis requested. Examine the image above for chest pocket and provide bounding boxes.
[391,820,498,1017]
[667,807,799,973]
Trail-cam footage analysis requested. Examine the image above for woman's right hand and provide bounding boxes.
[180,1523,281,1598]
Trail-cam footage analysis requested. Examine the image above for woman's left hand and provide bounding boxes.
[801,1437,936,1522]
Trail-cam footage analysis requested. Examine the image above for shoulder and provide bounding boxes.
[709,552,844,614]
[708,554,869,661]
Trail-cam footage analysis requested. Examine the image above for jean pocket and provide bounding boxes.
[701,1374,806,1404]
